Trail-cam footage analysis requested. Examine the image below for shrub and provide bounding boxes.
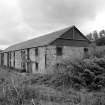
[50,56,105,91]
[93,49,105,58]
[96,37,105,46]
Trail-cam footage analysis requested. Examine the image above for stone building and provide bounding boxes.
[0,26,90,74]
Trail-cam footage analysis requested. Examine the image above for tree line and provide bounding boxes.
[86,30,105,41]
[86,29,105,46]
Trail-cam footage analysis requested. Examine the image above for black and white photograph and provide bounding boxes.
[0,0,105,105]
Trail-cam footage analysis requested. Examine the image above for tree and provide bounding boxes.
[93,30,99,40]
[96,37,105,46]
[86,33,93,41]
[99,30,105,38]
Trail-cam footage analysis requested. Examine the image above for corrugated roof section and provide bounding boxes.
[4,26,73,52]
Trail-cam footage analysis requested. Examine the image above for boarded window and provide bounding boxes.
[56,47,62,56]
[36,62,38,71]
[35,48,38,56]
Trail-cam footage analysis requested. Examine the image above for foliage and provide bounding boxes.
[49,57,105,91]
[94,49,105,58]
[86,33,93,40]
[96,37,105,46]
[86,29,105,41]
[23,57,105,92]
[2,56,105,104]
[93,30,99,40]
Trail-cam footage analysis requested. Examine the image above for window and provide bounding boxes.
[84,47,89,58]
[84,48,88,52]
[56,47,62,56]
[35,48,38,56]
[36,62,38,71]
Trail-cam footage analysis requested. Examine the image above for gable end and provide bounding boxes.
[49,26,90,46]
[59,26,90,42]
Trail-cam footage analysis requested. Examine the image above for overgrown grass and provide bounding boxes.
[0,76,82,105]
[1,48,105,104]
[52,57,105,91]
[1,76,105,105]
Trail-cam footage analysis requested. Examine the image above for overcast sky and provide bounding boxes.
[0,0,105,49]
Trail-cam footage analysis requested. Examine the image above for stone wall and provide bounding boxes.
[63,46,84,60]
[29,47,46,74]
[0,53,1,66]
[31,46,84,74]
[21,49,27,70]
[38,47,46,73]
[46,46,85,73]
[0,53,4,66]
[29,48,35,73]
[25,49,28,72]
[15,50,22,70]
[3,53,8,66]
[1,47,46,73]
[10,52,14,68]
[0,45,87,74]
[46,46,57,69]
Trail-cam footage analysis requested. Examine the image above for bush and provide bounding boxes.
[50,57,105,91]
[93,49,105,58]
[96,37,105,46]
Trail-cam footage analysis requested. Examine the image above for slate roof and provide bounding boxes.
[4,25,89,52]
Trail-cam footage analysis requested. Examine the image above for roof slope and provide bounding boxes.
[4,26,72,52]
[4,25,88,52]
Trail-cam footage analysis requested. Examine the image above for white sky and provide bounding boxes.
[0,0,105,49]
